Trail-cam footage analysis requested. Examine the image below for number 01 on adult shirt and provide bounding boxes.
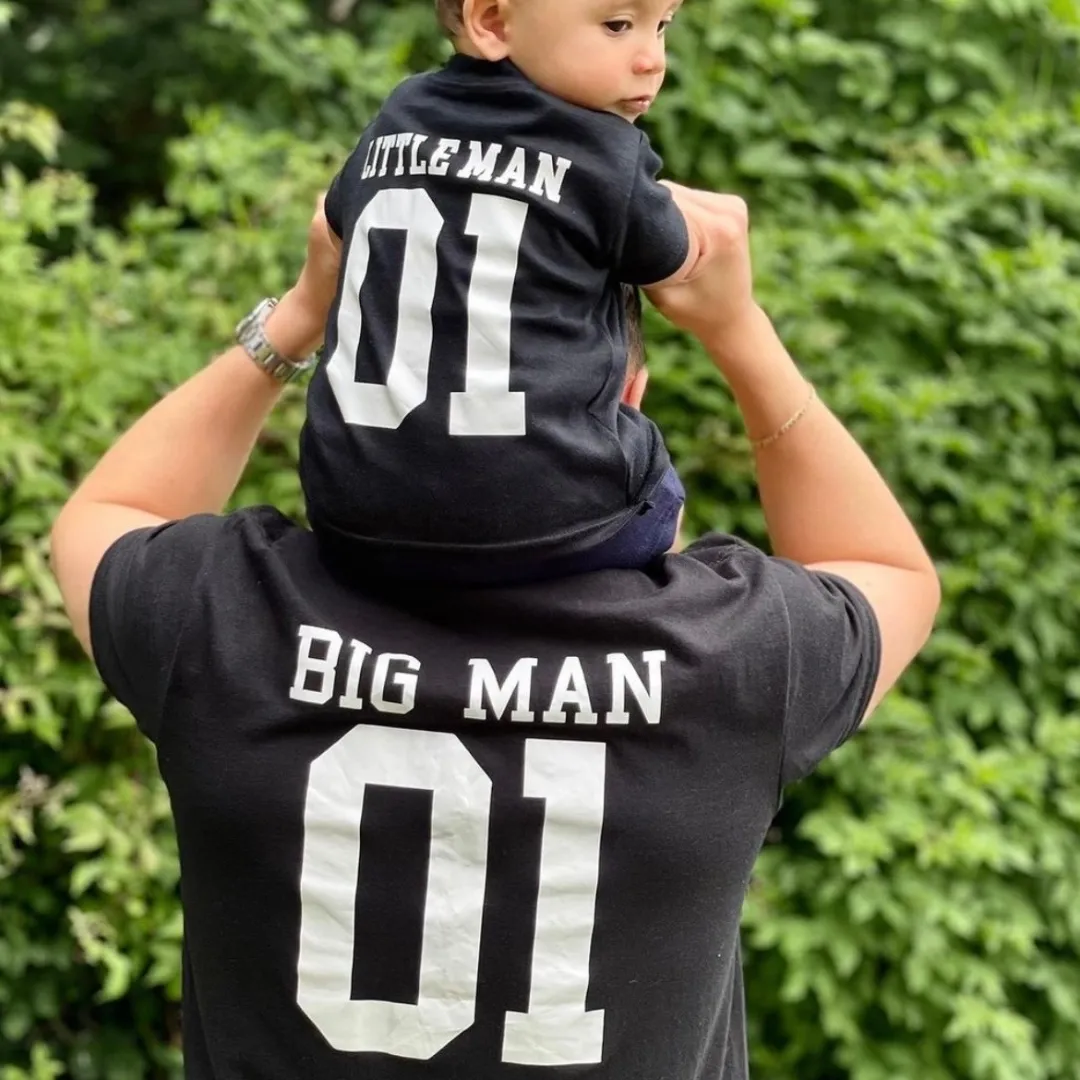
[297,724,607,1066]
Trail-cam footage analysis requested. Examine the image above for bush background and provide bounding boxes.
[2,1,1080,1077]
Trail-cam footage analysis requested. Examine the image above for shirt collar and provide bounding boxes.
[445,54,523,80]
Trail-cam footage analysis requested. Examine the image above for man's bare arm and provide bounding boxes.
[648,191,941,720]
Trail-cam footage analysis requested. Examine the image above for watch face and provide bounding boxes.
[238,300,266,334]
[237,299,311,380]
[238,300,276,358]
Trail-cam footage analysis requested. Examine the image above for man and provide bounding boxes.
[50,189,940,1080]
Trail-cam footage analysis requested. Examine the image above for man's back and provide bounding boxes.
[90,507,879,1080]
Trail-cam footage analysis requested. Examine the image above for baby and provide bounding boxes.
[300,0,713,584]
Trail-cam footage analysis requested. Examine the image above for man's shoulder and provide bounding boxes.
[675,532,876,634]
[223,503,305,549]
[151,504,303,559]
[87,507,309,741]
[198,506,318,591]
[500,535,792,655]
[664,534,850,659]
[675,533,783,595]
[93,506,304,608]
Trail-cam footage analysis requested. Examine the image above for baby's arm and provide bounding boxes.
[615,138,713,288]
[652,181,713,286]
[324,171,346,239]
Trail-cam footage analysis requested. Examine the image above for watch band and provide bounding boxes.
[235,298,317,383]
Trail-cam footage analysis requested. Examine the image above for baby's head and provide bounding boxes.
[439,0,682,123]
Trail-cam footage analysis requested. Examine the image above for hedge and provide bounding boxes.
[1,1,1079,1077]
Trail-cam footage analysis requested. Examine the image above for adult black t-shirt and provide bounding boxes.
[90,508,880,1080]
[302,57,689,557]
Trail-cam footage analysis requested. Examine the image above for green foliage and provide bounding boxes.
[0,0,441,219]
[0,62,342,1078]
[1,0,1079,1076]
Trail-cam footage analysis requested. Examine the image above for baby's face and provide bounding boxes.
[505,0,683,122]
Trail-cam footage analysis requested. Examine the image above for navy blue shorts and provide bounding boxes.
[316,468,686,588]
[531,466,686,581]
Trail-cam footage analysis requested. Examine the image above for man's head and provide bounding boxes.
[445,0,682,123]
[622,284,649,409]
[623,284,646,374]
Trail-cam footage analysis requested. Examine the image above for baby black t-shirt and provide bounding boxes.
[301,57,690,559]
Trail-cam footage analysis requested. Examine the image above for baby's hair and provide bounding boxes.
[435,0,465,36]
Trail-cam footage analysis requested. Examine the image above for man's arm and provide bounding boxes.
[709,304,939,719]
[647,191,941,722]
[50,200,342,658]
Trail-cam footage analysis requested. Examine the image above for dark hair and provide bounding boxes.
[435,0,464,35]
[624,284,646,374]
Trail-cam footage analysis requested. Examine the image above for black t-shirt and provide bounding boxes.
[301,57,690,555]
[90,508,880,1080]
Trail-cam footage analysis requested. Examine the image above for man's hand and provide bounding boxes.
[648,186,757,353]
[266,195,344,360]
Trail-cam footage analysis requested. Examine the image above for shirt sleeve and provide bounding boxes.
[325,168,346,239]
[772,560,882,788]
[680,534,881,789]
[326,119,383,238]
[614,133,691,286]
[89,514,229,743]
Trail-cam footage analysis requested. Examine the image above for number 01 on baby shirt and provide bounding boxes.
[300,55,690,558]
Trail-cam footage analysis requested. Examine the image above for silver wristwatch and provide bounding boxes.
[235,298,317,383]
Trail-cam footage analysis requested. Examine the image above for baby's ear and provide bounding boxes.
[461,0,512,61]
